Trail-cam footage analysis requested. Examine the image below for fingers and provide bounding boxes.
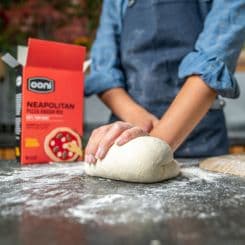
[85,124,111,164]
[94,122,132,160]
[116,127,148,146]
[85,121,132,164]
[85,120,153,165]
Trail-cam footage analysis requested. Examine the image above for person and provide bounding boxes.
[84,0,245,164]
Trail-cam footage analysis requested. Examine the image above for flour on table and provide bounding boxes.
[84,136,180,183]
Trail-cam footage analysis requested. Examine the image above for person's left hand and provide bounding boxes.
[84,121,148,164]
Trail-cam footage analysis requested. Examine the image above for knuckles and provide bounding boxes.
[112,122,123,131]
[91,125,108,136]
[121,127,145,140]
[121,130,133,140]
[111,121,130,131]
[87,121,148,154]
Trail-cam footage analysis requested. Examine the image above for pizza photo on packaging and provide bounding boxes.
[44,127,83,162]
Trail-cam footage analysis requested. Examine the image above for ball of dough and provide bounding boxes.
[84,136,180,183]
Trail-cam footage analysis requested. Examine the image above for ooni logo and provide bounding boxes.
[28,78,55,93]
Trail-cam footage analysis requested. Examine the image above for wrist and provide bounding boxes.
[150,127,177,151]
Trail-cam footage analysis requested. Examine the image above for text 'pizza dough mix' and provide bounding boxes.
[15,38,86,164]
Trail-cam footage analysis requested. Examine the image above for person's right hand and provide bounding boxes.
[84,121,148,164]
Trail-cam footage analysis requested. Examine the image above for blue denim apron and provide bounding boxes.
[115,0,229,157]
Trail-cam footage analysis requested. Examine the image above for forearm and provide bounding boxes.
[99,88,144,121]
[150,76,217,151]
[179,1,245,99]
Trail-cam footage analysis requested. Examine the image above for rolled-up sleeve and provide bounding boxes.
[179,0,245,98]
[85,0,126,96]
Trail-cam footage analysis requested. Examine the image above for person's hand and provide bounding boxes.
[99,88,160,132]
[124,106,159,133]
[84,121,148,164]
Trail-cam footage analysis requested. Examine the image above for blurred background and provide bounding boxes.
[0,0,102,158]
[0,0,244,159]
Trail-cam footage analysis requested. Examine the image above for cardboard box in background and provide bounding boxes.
[20,38,86,164]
